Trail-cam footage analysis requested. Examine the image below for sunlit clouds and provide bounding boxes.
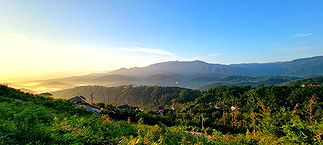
[120,47,177,58]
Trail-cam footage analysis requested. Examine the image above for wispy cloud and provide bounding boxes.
[295,33,313,37]
[120,47,175,56]
[122,41,139,45]
[193,53,220,60]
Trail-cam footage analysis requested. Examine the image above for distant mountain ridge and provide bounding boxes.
[109,56,323,77]
[10,56,323,92]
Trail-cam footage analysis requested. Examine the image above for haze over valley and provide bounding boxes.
[4,55,322,93]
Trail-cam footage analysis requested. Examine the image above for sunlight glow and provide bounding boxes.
[0,32,166,80]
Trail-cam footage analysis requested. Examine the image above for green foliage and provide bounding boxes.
[53,85,198,107]
[283,76,323,86]
[199,75,299,89]
[0,84,322,144]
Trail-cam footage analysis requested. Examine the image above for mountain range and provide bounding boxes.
[8,55,323,92]
[109,55,323,77]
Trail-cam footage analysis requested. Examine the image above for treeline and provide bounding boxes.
[282,76,323,86]
[97,85,322,140]
[198,76,299,90]
[52,85,201,107]
[85,85,323,144]
[53,82,322,110]
[178,85,322,135]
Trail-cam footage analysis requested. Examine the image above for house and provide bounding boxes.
[85,105,101,116]
[40,92,53,97]
[70,96,86,104]
[230,106,237,112]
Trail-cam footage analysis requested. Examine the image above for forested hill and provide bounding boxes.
[198,76,299,90]
[52,82,322,108]
[281,76,323,86]
[52,85,200,107]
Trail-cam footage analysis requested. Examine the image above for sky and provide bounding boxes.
[0,0,323,80]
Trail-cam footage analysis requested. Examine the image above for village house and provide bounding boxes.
[70,96,86,104]
[40,92,53,97]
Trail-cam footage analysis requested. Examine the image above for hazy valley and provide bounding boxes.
[5,56,323,94]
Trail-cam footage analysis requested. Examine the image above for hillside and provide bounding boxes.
[52,74,321,108]
[0,85,208,144]
[1,84,322,144]
[51,76,302,105]
[52,85,200,106]
[282,76,323,86]
[199,76,299,90]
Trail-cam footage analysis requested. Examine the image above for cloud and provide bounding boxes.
[137,48,174,56]
[120,47,175,56]
[193,53,220,60]
[295,33,313,37]
[122,41,139,45]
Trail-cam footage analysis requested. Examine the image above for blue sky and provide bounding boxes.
[0,0,323,78]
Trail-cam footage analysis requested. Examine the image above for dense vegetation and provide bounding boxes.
[282,76,323,86]
[52,85,201,107]
[0,84,322,144]
[198,76,298,90]
[52,77,320,107]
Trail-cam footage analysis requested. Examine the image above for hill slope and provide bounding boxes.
[52,85,200,106]
[199,76,299,90]
[281,76,323,86]
[1,84,322,144]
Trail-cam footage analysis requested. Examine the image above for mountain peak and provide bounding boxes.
[192,60,207,63]
[119,67,128,70]
[157,60,208,65]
